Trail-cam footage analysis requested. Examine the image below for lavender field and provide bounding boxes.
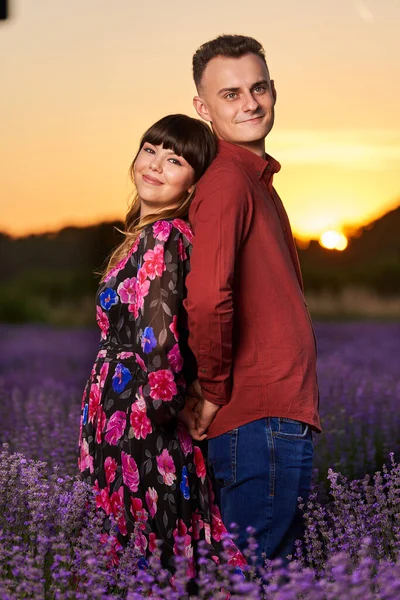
[1,323,400,598]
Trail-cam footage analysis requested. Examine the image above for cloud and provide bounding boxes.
[271,129,400,170]
[353,0,375,23]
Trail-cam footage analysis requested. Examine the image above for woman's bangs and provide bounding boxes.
[142,127,198,173]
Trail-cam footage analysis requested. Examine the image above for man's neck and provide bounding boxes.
[221,138,266,158]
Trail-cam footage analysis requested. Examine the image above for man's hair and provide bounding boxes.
[192,34,268,90]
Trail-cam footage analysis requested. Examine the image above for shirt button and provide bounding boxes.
[266,164,271,171]
[200,367,207,373]
[256,170,261,176]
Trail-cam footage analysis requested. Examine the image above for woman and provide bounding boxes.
[78,114,245,576]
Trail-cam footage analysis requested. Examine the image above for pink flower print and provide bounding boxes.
[204,522,211,544]
[97,349,107,358]
[99,361,109,388]
[96,306,109,340]
[191,511,204,541]
[194,446,207,481]
[149,532,158,553]
[130,497,148,530]
[95,405,106,444]
[116,351,134,359]
[104,256,129,283]
[104,456,118,486]
[169,315,179,341]
[178,236,187,261]
[148,369,177,402]
[104,411,126,446]
[173,519,193,561]
[94,481,112,515]
[100,532,123,566]
[135,353,147,372]
[172,219,194,243]
[130,268,150,317]
[88,382,100,423]
[130,398,152,440]
[226,545,247,567]
[142,244,166,280]
[134,531,148,554]
[167,343,183,373]
[110,486,127,536]
[121,451,139,493]
[79,439,93,474]
[156,449,176,486]
[177,421,193,456]
[145,487,158,518]
[210,505,227,542]
[153,220,173,241]
[117,277,137,304]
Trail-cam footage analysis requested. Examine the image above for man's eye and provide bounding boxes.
[225,93,237,100]
[254,86,266,93]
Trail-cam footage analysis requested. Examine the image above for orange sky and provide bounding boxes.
[1,0,399,240]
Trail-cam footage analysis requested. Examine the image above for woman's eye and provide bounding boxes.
[168,158,182,166]
[144,146,155,154]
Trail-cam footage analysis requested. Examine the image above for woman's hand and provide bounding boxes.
[178,394,207,440]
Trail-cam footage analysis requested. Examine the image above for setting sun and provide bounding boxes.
[319,230,348,251]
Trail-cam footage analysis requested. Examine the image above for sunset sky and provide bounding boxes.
[1,0,399,241]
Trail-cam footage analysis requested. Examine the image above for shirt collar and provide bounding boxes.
[217,139,281,181]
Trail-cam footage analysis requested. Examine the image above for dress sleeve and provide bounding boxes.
[135,222,190,426]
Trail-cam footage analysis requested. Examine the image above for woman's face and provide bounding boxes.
[134,142,196,215]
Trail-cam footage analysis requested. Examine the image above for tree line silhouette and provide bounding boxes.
[0,205,399,323]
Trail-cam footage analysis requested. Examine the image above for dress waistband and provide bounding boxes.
[97,341,137,362]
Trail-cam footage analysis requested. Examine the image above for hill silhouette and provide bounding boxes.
[297,204,400,294]
[0,205,399,323]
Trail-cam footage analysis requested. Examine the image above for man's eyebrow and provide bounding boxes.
[218,79,270,96]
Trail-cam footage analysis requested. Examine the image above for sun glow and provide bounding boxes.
[319,230,348,251]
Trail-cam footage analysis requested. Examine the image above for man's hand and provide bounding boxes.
[194,398,221,439]
[178,394,207,441]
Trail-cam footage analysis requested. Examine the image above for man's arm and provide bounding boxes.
[184,168,253,410]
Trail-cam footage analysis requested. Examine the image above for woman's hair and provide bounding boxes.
[102,114,217,279]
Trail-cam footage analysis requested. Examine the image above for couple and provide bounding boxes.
[78,34,321,575]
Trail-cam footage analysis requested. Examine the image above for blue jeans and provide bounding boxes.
[207,417,313,564]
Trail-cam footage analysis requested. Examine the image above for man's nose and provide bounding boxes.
[242,92,259,112]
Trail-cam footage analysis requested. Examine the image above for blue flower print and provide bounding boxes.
[180,466,190,500]
[100,288,119,310]
[112,363,132,393]
[82,403,88,425]
[138,556,149,570]
[141,326,157,354]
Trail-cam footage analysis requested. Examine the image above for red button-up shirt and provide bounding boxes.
[184,139,321,438]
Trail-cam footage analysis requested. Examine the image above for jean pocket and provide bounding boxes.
[207,429,238,487]
[271,417,310,440]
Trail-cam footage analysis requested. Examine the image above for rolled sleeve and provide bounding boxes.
[184,168,253,405]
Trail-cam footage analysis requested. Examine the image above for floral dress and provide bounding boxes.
[78,218,245,575]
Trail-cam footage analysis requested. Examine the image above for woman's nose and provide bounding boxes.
[149,157,163,172]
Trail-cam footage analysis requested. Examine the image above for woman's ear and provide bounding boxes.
[187,184,196,195]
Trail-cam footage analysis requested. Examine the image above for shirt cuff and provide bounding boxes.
[199,379,231,405]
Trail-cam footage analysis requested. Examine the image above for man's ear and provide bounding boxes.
[193,95,212,123]
[270,79,277,104]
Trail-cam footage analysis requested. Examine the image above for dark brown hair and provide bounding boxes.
[193,34,268,90]
[102,114,217,278]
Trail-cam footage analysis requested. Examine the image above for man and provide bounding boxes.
[184,34,321,563]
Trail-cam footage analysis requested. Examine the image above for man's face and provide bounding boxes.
[194,53,276,152]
